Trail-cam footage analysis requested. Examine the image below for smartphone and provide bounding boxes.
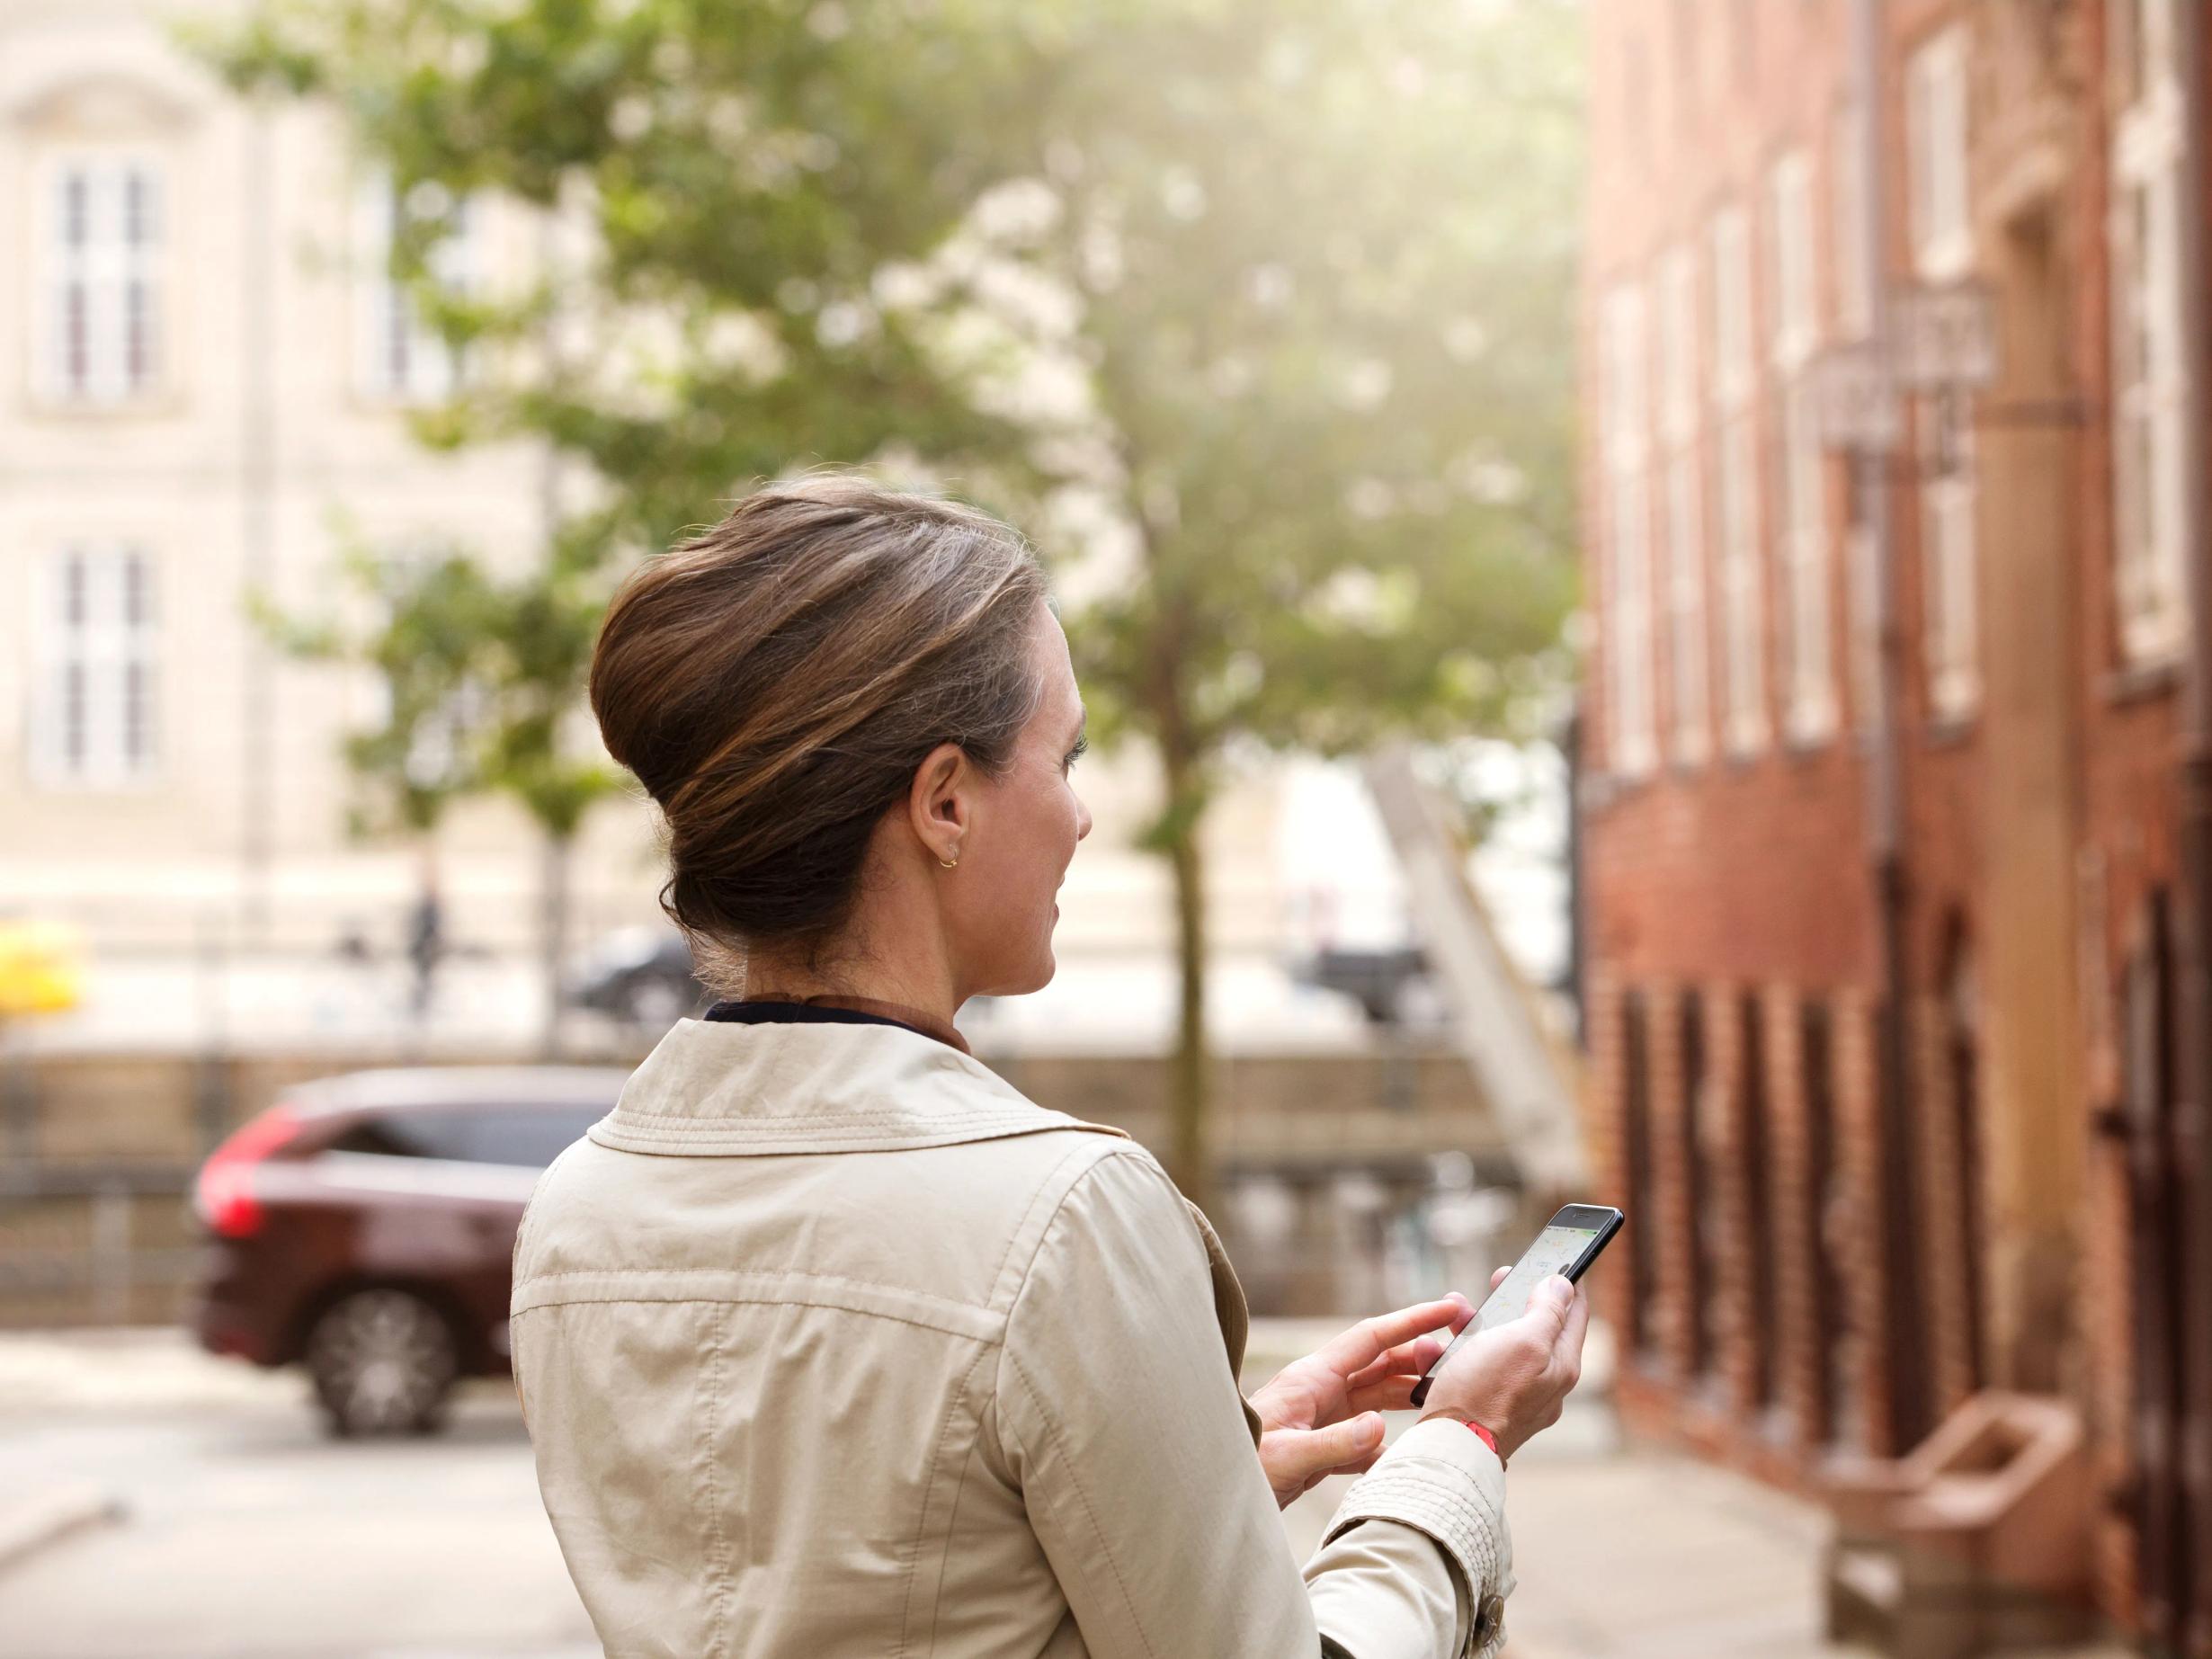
[1408,1203,1625,1410]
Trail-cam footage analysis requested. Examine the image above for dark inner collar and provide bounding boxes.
[701,996,971,1057]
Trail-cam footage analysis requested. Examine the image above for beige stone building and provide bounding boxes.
[0,0,1311,1021]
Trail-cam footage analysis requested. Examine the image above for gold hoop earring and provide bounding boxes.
[939,853,959,870]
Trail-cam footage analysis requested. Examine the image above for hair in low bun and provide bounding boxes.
[589,475,1048,993]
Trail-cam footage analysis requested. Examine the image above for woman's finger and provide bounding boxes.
[1345,1374,1425,1414]
[1314,1295,1472,1378]
[1261,1414,1386,1496]
[1343,1333,1446,1389]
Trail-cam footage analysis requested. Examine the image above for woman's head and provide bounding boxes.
[590,476,1091,1006]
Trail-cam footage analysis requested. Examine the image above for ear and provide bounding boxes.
[905,742,974,867]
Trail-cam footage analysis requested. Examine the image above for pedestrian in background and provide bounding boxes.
[406,857,444,1024]
[512,477,1590,1658]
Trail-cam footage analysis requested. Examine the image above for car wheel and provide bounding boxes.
[306,1289,459,1438]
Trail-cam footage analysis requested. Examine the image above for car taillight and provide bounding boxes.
[194,1105,303,1239]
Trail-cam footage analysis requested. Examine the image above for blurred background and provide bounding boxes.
[0,0,2205,1655]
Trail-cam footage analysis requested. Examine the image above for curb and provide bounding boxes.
[0,1485,126,1575]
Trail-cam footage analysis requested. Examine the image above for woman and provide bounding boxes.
[513,477,1590,1658]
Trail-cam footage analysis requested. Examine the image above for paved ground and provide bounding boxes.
[1262,1323,1863,1659]
[0,1328,2133,1659]
[0,1362,594,1659]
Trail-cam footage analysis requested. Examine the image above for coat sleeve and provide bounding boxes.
[992,1146,1514,1659]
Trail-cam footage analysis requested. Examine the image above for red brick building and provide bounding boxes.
[1578,0,2212,1645]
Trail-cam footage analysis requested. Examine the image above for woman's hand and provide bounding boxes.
[1417,1271,1591,1462]
[1248,1290,1476,1508]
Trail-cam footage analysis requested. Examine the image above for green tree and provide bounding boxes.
[212,0,1583,1191]
[208,0,1065,1047]
[207,0,1060,558]
[252,544,498,849]
[472,553,624,1057]
[254,541,619,1053]
[1017,0,1584,1200]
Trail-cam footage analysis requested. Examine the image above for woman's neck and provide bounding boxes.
[741,940,960,1029]
[739,831,968,1024]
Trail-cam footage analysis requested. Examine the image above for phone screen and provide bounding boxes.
[1472,1219,1603,1334]
[1409,1204,1621,1409]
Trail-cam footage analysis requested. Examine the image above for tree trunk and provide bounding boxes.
[540,830,571,1061]
[1162,755,1211,1211]
[1128,476,1211,1206]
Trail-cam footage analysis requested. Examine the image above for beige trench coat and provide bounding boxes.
[512,1018,1514,1658]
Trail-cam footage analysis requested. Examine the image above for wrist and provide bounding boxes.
[1419,1407,1503,1460]
[1460,1419,1501,1460]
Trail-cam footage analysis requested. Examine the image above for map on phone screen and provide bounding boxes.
[1473,1220,1601,1332]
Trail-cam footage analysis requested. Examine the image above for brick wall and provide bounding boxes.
[1580,0,2202,1637]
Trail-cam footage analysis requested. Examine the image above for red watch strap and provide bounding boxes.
[1464,1420,1500,1458]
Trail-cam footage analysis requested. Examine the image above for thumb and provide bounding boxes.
[1525,1274,1575,1339]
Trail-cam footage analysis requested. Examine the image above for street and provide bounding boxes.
[0,1326,1940,1659]
[0,1344,593,1659]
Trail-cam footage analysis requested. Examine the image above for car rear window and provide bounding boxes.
[326,1105,608,1169]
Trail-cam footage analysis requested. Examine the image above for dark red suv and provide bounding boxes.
[191,1066,626,1436]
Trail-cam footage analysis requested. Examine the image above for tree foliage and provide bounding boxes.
[1009,0,1584,1193]
[1030,0,1582,772]
[210,0,1583,1174]
[251,540,620,843]
[209,0,1074,559]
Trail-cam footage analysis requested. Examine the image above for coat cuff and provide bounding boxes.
[1319,1417,1514,1655]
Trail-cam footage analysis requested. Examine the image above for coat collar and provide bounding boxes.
[589,1016,1131,1158]
[591,1016,1257,1443]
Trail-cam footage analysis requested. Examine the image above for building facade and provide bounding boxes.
[0,0,647,960]
[1581,0,2209,1642]
[0,0,1325,1026]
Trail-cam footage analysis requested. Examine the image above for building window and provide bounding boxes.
[1832,102,1872,343]
[2110,0,2188,664]
[1710,206,1765,755]
[2122,885,2188,1621]
[1622,989,1658,1355]
[1680,988,1717,1378]
[1769,151,1818,370]
[1798,997,1846,1448]
[1906,26,1979,720]
[1906,26,1972,282]
[1603,282,1656,778]
[1770,150,1833,744]
[1658,246,1708,763]
[1779,385,1834,741]
[1939,926,1988,1396]
[1737,990,1779,1409]
[2113,0,2178,113]
[42,157,165,407]
[32,546,159,788]
[357,175,474,403]
[1922,434,1981,719]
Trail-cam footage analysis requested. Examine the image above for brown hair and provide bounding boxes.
[590,476,1048,992]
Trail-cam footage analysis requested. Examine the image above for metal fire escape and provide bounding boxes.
[1360,744,1586,1197]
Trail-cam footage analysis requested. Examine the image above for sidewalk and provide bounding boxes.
[2,1326,2140,1658]
[1275,1415,1854,1657]
[1481,1449,1851,1658]
[1250,1319,2132,1659]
